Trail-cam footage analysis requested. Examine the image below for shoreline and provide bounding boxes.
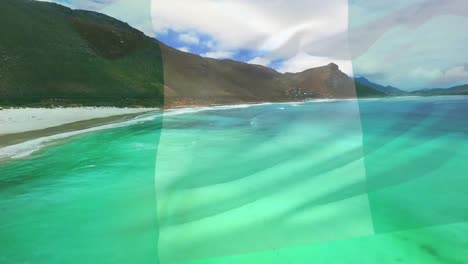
[0,95,465,161]
[0,103,265,160]
[0,107,160,135]
[0,103,269,148]
[0,111,157,148]
[0,111,163,161]
[0,102,278,160]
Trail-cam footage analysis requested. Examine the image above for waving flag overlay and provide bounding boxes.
[153,0,468,263]
[0,0,468,263]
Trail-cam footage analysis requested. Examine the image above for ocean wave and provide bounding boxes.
[163,102,273,116]
[0,103,273,160]
[0,113,160,160]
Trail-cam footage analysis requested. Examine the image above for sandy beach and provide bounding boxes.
[0,104,274,159]
[0,107,159,148]
[0,107,159,135]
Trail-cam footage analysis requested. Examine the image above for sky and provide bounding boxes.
[38,0,468,90]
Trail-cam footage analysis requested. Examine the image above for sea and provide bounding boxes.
[1,96,468,263]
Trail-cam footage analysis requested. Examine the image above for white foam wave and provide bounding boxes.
[163,102,273,116]
[0,102,273,160]
[0,113,161,160]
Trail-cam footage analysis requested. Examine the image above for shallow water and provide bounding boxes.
[1,97,468,263]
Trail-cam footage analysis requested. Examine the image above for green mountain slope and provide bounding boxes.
[354,82,386,98]
[354,77,405,95]
[0,0,164,107]
[0,0,386,107]
[410,84,468,96]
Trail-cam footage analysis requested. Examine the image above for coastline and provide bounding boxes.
[0,111,157,148]
[0,95,463,161]
[0,96,426,148]
[0,102,280,161]
[0,108,161,160]
[0,103,266,148]
[0,104,263,160]
[0,107,160,135]
[0,99,356,161]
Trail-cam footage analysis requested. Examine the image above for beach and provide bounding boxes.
[0,104,271,160]
[0,98,397,150]
[0,107,159,148]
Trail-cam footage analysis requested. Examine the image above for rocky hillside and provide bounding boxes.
[161,45,383,107]
[0,0,382,108]
[0,0,164,107]
[354,77,406,95]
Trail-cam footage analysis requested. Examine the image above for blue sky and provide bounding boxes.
[38,0,468,90]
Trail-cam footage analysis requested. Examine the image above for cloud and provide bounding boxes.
[406,65,468,88]
[201,51,235,59]
[432,66,468,86]
[176,46,190,52]
[347,0,468,59]
[409,67,442,81]
[247,57,271,67]
[44,0,354,74]
[352,12,468,89]
[39,0,468,88]
[178,32,200,45]
[151,0,349,71]
[278,53,353,76]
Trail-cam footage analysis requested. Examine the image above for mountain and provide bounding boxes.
[0,0,164,107]
[354,77,406,95]
[354,77,468,97]
[161,45,386,106]
[0,0,383,108]
[284,63,379,99]
[410,84,468,96]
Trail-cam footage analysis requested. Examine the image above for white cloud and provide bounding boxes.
[432,66,468,85]
[405,65,468,88]
[151,0,348,47]
[45,0,352,73]
[247,57,271,67]
[177,46,190,52]
[151,0,349,71]
[178,32,200,45]
[278,52,353,76]
[409,67,442,80]
[204,40,215,49]
[41,0,468,88]
[352,13,468,89]
[99,0,154,36]
[201,51,235,59]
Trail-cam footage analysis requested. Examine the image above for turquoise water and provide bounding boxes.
[1,97,468,263]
